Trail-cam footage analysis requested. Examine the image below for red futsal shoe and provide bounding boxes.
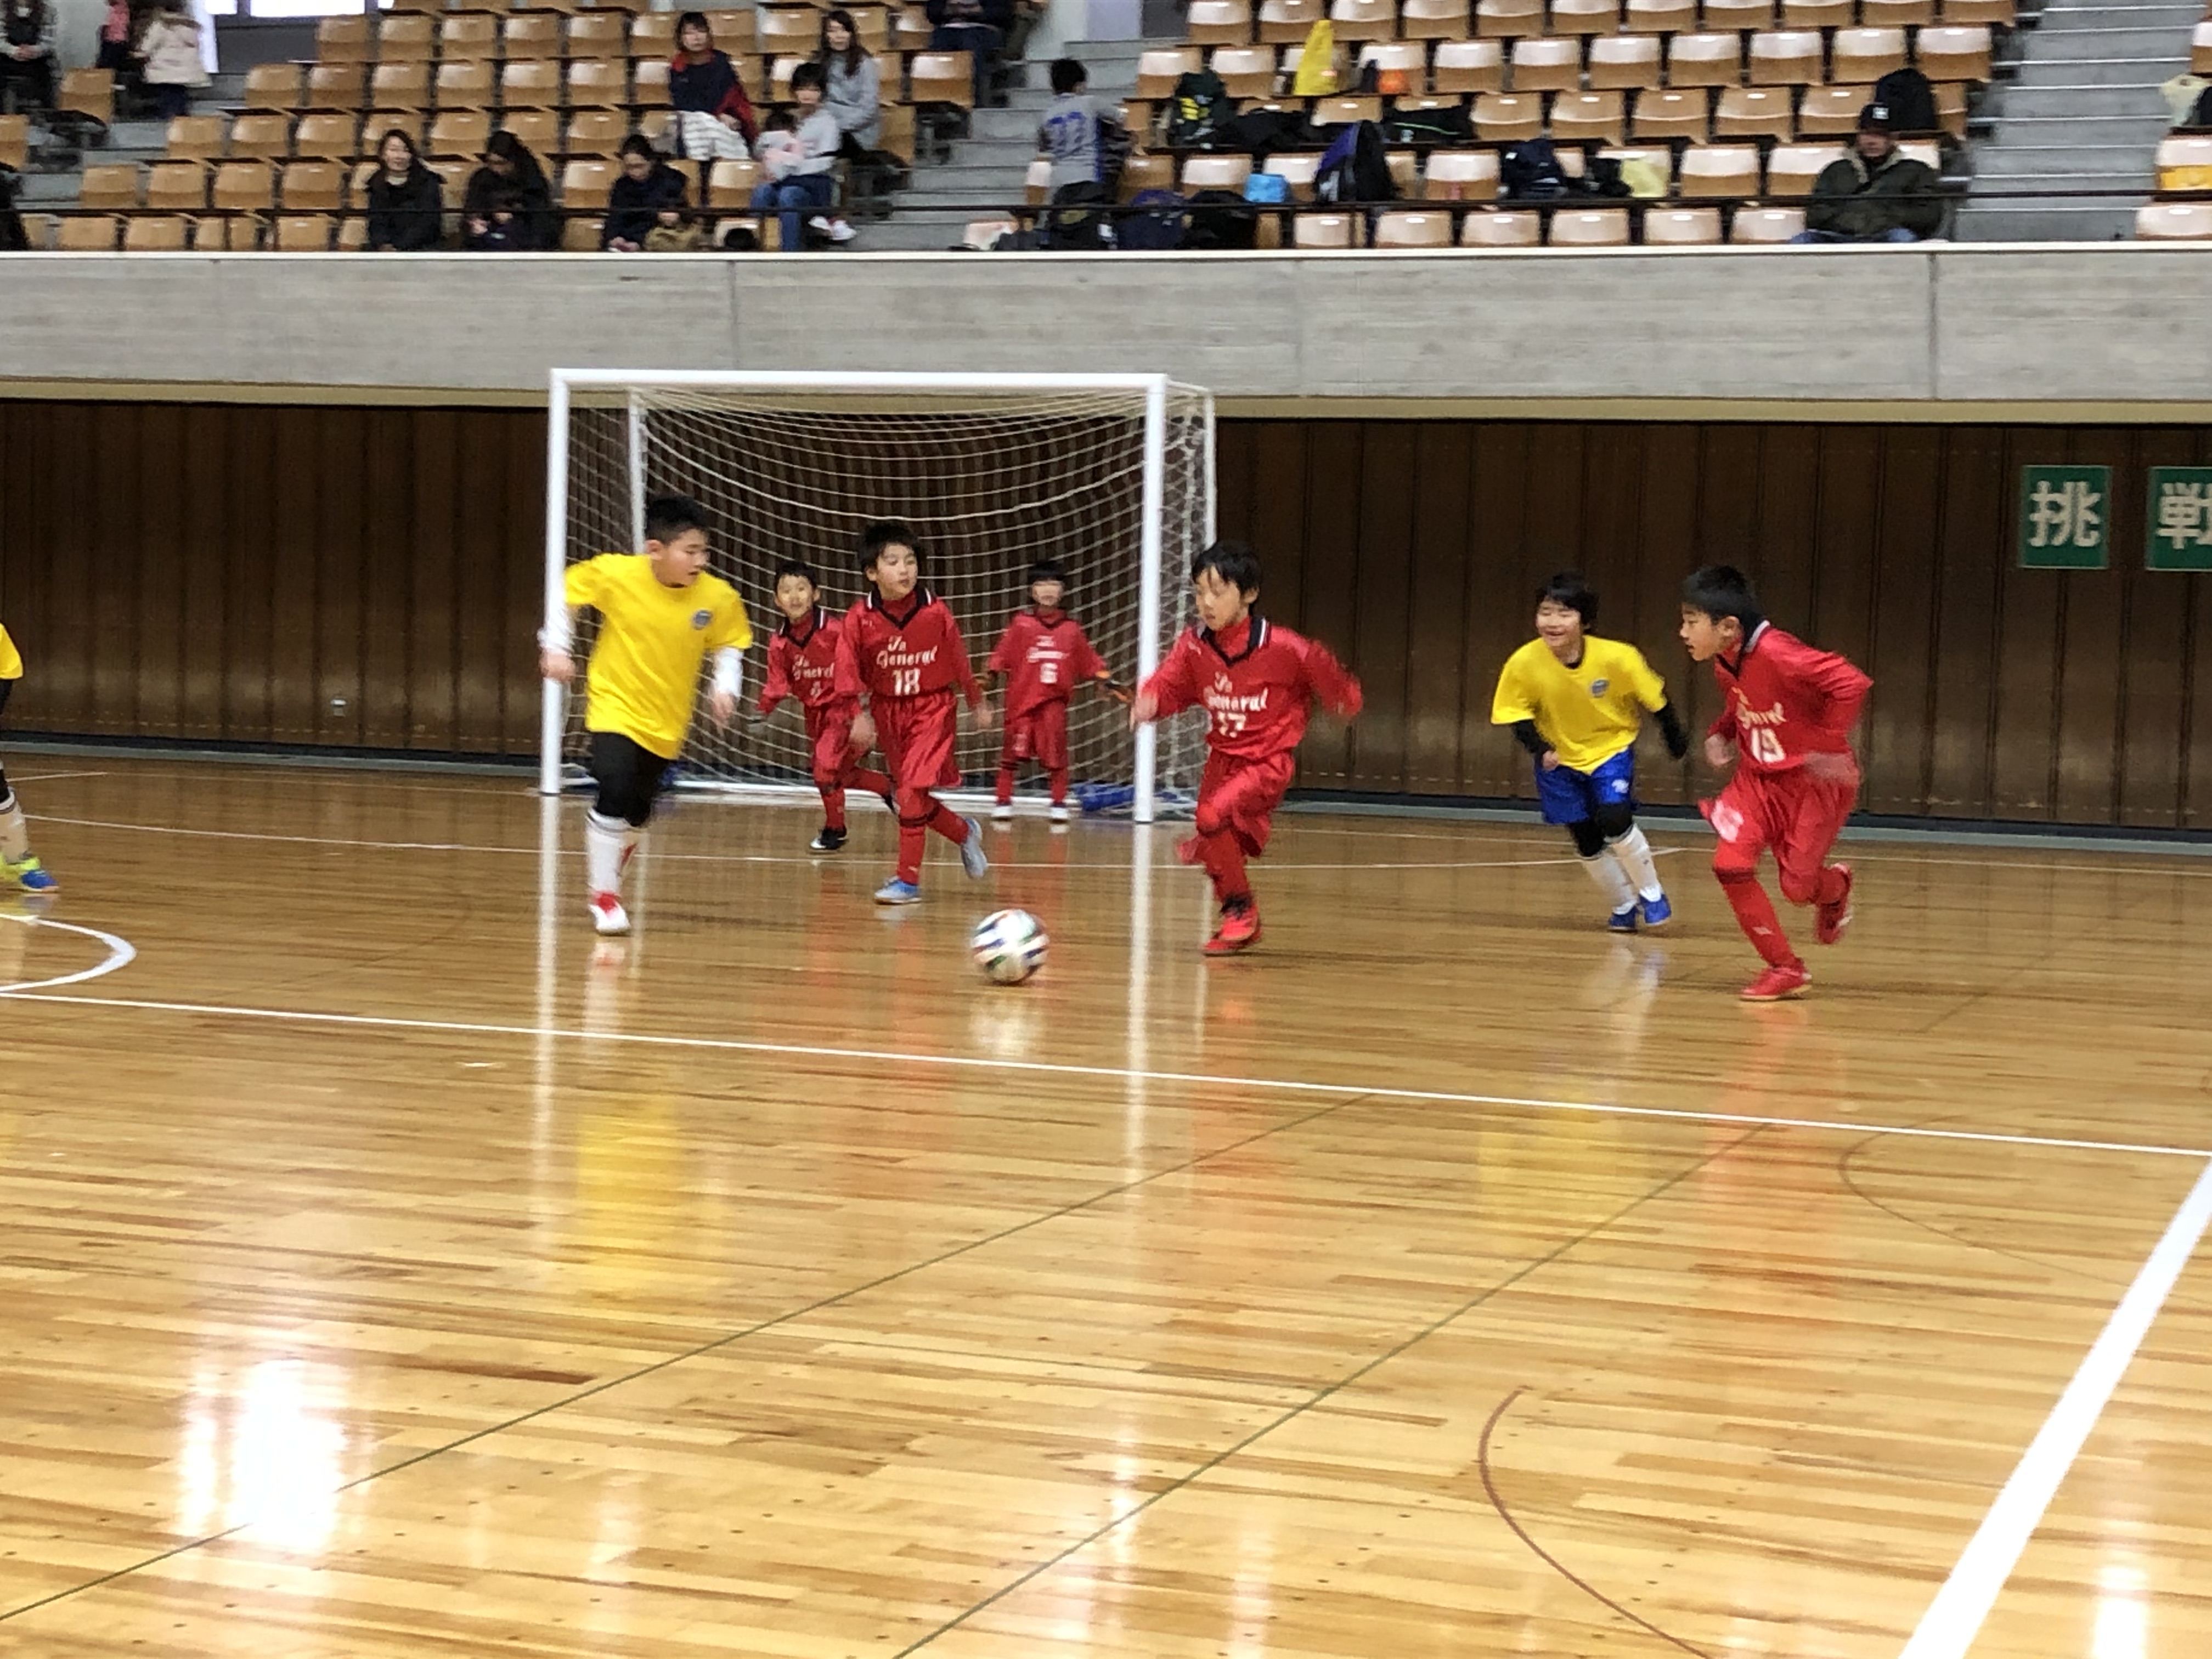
[1815,863,1854,946]
[1740,961,1811,1002]
[1204,898,1262,956]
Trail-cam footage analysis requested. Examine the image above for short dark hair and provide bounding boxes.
[789,60,826,94]
[676,9,712,43]
[859,519,921,570]
[1050,57,1087,94]
[376,127,419,166]
[772,558,819,586]
[1028,558,1067,586]
[644,494,709,544]
[1537,571,1597,629]
[1191,540,1262,594]
[1681,564,1765,636]
[618,133,659,164]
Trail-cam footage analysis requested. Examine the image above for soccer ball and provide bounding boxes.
[970,909,1048,985]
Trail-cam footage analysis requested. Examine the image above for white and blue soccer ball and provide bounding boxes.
[970,908,1048,984]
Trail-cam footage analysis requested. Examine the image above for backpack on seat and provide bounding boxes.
[1184,188,1259,249]
[1872,67,1939,134]
[1499,136,1570,200]
[1044,180,1112,249]
[1313,119,1393,205]
[1166,69,1231,149]
[1116,188,1189,249]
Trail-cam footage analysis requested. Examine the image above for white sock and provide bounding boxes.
[586,810,627,896]
[1609,825,1664,902]
[1582,850,1635,912]
[0,794,28,863]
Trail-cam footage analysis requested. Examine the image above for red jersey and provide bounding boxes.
[986,609,1108,719]
[832,586,982,707]
[1142,615,1362,761]
[1708,623,1872,776]
[757,606,851,716]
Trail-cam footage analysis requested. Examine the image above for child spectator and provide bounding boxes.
[601,133,689,253]
[365,128,444,252]
[137,0,208,120]
[1039,58,1114,193]
[748,63,840,251]
[464,132,552,251]
[669,10,758,161]
[0,0,56,114]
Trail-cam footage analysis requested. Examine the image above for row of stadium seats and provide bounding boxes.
[25,209,778,252]
[970,200,1821,244]
[1181,0,2012,42]
[2138,136,2212,239]
[311,6,929,63]
[76,153,786,215]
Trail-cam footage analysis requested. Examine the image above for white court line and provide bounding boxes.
[1898,1155,2212,1659]
[0,913,139,993]
[3,987,2205,1161]
[3,771,111,786]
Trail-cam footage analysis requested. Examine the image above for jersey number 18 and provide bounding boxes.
[893,668,921,696]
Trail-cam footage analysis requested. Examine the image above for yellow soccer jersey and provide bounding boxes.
[0,624,20,681]
[565,554,752,760]
[1491,635,1668,773]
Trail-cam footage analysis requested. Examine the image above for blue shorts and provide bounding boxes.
[1534,748,1635,826]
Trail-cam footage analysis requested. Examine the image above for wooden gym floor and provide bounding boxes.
[2,757,2209,1659]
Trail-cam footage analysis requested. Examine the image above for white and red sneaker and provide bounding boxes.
[590,891,630,936]
[1740,961,1810,1002]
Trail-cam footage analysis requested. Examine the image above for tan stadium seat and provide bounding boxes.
[1897,137,1940,170]
[439,14,498,59]
[1313,93,1384,124]
[1715,85,1795,136]
[378,13,436,61]
[2156,133,2212,182]
[335,215,368,251]
[1386,146,1420,193]
[756,3,819,53]
[211,160,275,213]
[565,110,627,154]
[1551,89,1626,141]
[502,109,560,152]
[1474,91,1544,139]
[766,54,803,101]
[561,158,617,209]
[1702,0,1776,24]
[231,113,296,160]
[1678,142,1760,195]
[1551,0,1621,31]
[280,160,344,211]
[1433,40,1505,90]
[1797,84,1874,134]
[1511,37,1583,91]
[145,160,207,211]
[1550,205,1630,243]
[1259,0,1327,41]
[2193,20,2212,73]
[58,213,121,250]
[1117,153,1175,198]
[2137,201,2212,238]
[1936,80,1968,136]
[706,156,761,202]
[1588,35,1662,88]
[347,159,379,207]
[125,213,194,251]
[499,60,561,108]
[292,114,358,160]
[1460,206,1539,243]
[1135,47,1203,99]
[166,114,228,159]
[702,10,750,44]
[1330,0,1400,41]
[436,60,496,109]
[849,8,891,54]
[59,69,115,128]
[1188,0,1257,43]
[0,113,28,171]
[1477,0,1545,33]
[370,62,431,110]
[892,3,936,48]
[1748,29,1822,84]
[366,111,426,149]
[1401,0,1471,33]
[1211,44,1279,97]
[1940,0,2012,21]
[1361,39,1428,77]
[77,163,140,211]
[1293,210,1358,245]
[1265,150,1322,196]
[1600,141,1669,180]
[274,212,334,250]
[315,15,371,63]
[567,59,628,108]
[1625,0,1695,30]
[628,55,669,106]
[429,110,492,155]
[1732,203,1805,240]
[1633,87,1710,138]
[304,64,370,110]
[1373,208,1452,246]
[909,52,975,106]
[428,156,472,210]
[1182,153,1254,190]
[1767,140,1838,195]
[1916,25,1992,83]
[501,12,563,58]
[1860,0,1935,22]
[1424,147,1499,198]
[1645,204,1723,242]
[1668,32,1741,86]
[1782,0,1851,21]
[1832,27,1907,82]
[243,63,302,112]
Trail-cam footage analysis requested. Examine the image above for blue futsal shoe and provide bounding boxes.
[1607,902,1639,933]
[874,878,923,905]
[4,857,57,894]
[1640,892,1674,930]
[958,817,989,879]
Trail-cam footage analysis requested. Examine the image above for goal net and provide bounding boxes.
[543,371,1215,822]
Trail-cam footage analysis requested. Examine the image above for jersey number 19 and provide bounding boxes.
[1747,727,1786,764]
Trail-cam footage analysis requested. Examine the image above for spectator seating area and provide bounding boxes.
[2140,32,2212,240]
[10,4,960,251]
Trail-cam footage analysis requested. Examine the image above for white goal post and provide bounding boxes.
[540,369,1216,823]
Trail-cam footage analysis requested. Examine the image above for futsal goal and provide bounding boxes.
[541,370,1216,823]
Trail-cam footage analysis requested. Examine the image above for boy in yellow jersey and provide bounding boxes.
[1491,573,1687,932]
[538,495,752,936]
[0,621,58,893]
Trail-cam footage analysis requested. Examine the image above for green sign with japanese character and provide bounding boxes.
[2146,467,2212,571]
[2018,465,2111,570]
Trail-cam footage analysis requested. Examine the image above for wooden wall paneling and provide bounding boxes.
[499,411,548,753]
[267,413,321,744]
[1243,422,1309,625]
[179,407,230,741]
[1462,424,1535,799]
[452,414,511,753]
[1804,426,1881,689]
[1215,420,1255,557]
[1695,425,1764,569]
[1924,425,2006,819]
[41,404,99,732]
[82,404,137,736]
[224,407,279,743]
[1348,422,1418,794]
[1860,425,1944,816]
[134,402,190,739]
[359,408,416,749]
[313,409,368,747]
[407,409,461,751]
[1744,426,1820,647]
[1635,425,1706,799]
[2050,428,2128,824]
[2117,426,2193,827]
[1403,422,1474,795]
[2185,543,2212,830]
[1580,426,1684,807]
[1294,422,1363,788]
[1988,427,2061,817]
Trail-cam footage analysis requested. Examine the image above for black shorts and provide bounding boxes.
[589,731,671,828]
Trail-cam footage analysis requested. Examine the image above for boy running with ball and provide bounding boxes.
[985,558,1116,826]
[1130,541,1362,955]
[1491,572,1688,931]
[1680,564,1872,1002]
[540,495,752,936]
[754,558,893,853]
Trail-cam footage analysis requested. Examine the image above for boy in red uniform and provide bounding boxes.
[1679,565,1872,1002]
[837,521,994,905]
[754,558,893,853]
[985,558,1115,827]
[1130,541,1362,955]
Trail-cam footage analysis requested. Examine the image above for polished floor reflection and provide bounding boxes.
[1,758,2209,1658]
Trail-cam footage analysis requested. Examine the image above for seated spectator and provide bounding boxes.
[138,0,208,120]
[1039,57,1118,196]
[669,10,758,161]
[1,0,58,112]
[365,128,444,252]
[602,132,689,252]
[927,0,1012,109]
[1792,105,1943,245]
[812,8,879,245]
[748,63,840,251]
[465,186,531,251]
[465,132,552,251]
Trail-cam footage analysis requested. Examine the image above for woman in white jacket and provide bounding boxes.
[139,1,210,119]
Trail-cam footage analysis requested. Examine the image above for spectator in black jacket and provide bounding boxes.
[464,132,552,250]
[601,133,689,252]
[668,10,758,159]
[927,0,1012,108]
[365,129,444,252]
[1792,104,1944,244]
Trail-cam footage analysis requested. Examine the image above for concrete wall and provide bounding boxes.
[4,244,2211,412]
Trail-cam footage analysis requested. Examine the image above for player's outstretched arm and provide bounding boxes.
[1654,702,1690,761]
[538,606,583,684]
[1302,638,1363,720]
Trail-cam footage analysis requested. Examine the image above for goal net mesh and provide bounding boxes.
[557,382,1214,814]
